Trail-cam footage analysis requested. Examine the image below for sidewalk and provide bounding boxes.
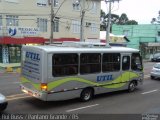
[0,63,21,73]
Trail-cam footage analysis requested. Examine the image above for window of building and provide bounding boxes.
[53,18,59,32]
[91,2,97,13]
[72,0,80,11]
[37,18,47,32]
[80,53,101,74]
[102,53,120,72]
[123,30,129,36]
[0,16,2,26]
[37,0,47,7]
[122,56,130,71]
[72,20,80,33]
[158,31,160,36]
[91,23,97,33]
[53,0,59,7]
[52,53,78,77]
[0,45,2,63]
[5,0,18,3]
[6,15,19,26]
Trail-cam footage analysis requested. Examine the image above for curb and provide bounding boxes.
[0,67,21,74]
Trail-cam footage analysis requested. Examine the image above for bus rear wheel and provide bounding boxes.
[80,88,94,102]
[128,81,136,92]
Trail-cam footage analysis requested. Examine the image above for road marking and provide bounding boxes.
[141,89,158,95]
[6,93,26,98]
[7,96,31,101]
[144,74,150,79]
[66,104,99,113]
[13,82,21,84]
[6,93,31,101]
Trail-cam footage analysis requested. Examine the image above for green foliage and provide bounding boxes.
[100,10,138,31]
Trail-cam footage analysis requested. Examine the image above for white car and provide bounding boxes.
[150,63,160,79]
[0,93,8,112]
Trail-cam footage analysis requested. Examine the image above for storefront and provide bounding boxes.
[0,37,46,64]
[140,42,160,59]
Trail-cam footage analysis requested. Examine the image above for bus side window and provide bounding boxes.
[131,53,142,71]
[122,56,130,71]
[80,53,101,74]
[102,53,120,72]
[52,53,78,77]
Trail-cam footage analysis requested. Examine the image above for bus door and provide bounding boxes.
[121,54,131,83]
[131,53,143,80]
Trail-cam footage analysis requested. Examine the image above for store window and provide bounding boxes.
[9,46,21,63]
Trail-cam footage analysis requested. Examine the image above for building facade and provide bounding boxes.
[0,0,101,64]
[112,24,160,59]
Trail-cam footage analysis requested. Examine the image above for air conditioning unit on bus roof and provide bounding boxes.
[62,41,109,48]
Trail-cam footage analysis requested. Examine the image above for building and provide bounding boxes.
[0,0,101,65]
[112,24,160,59]
[100,31,129,46]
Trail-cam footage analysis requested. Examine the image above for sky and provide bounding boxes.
[101,0,160,24]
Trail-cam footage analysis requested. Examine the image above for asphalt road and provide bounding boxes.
[0,62,160,117]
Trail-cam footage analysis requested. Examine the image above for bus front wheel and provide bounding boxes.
[128,81,136,92]
[80,88,94,102]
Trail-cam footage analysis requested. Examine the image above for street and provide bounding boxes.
[0,62,160,115]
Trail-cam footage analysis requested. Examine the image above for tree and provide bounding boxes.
[100,11,138,31]
[126,20,138,25]
[117,13,128,25]
[100,10,107,31]
[151,10,160,24]
[100,10,120,31]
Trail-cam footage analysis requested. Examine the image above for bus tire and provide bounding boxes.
[128,81,136,92]
[80,88,94,102]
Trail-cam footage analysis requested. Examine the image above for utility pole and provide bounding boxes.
[80,0,85,42]
[50,0,54,44]
[105,0,120,44]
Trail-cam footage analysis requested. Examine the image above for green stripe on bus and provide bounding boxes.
[20,71,139,91]
[21,77,40,90]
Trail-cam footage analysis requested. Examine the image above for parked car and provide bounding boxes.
[151,53,160,62]
[0,93,8,112]
[150,63,160,79]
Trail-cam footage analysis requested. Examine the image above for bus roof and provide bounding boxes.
[23,45,139,53]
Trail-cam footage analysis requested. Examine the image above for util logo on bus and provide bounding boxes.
[26,52,40,62]
[97,75,113,82]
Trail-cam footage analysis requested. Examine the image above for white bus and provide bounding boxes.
[20,43,143,101]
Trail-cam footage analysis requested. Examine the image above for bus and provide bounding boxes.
[20,43,143,102]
